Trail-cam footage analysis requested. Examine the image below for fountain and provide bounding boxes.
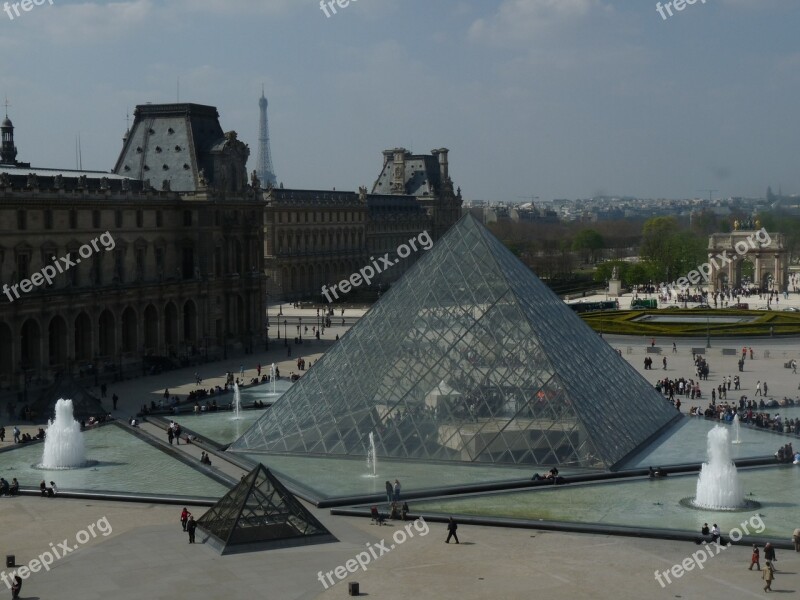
[266,363,279,396]
[41,398,87,469]
[683,425,758,511]
[366,432,377,477]
[232,383,241,420]
[732,414,741,444]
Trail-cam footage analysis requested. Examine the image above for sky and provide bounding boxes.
[0,0,797,203]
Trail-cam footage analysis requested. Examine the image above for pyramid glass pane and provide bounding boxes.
[231,215,680,469]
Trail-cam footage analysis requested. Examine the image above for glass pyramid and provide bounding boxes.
[231,214,680,470]
[196,463,335,554]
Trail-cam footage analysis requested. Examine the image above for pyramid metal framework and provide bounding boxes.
[197,463,335,554]
[231,215,680,470]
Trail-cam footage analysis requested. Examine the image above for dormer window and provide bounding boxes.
[174,145,181,152]
[136,146,143,153]
[148,128,155,134]
[162,164,169,170]
[143,165,150,171]
[155,146,162,153]
[168,127,175,134]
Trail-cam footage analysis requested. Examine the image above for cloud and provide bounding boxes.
[469,0,608,44]
[32,0,154,44]
[168,0,298,16]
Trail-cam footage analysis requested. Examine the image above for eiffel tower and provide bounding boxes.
[256,86,277,187]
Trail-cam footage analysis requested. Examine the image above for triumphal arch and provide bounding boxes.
[707,220,788,292]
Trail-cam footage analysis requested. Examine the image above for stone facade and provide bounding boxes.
[0,107,264,398]
[266,148,463,301]
[0,105,464,398]
[707,230,788,292]
[263,188,368,301]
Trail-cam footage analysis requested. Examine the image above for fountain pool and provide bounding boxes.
[411,465,794,537]
[0,423,230,497]
[172,408,270,446]
[237,452,575,500]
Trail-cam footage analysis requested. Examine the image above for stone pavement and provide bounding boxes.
[3,497,797,600]
[605,334,800,416]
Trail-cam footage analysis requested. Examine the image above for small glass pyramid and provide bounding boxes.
[197,463,334,554]
[231,215,680,470]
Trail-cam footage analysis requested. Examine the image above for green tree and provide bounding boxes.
[572,229,605,264]
[640,217,705,284]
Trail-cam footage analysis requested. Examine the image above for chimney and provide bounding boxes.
[390,148,406,194]
[434,147,449,181]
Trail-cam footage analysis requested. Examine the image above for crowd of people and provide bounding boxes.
[688,397,800,436]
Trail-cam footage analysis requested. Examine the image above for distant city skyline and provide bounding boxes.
[0,0,797,202]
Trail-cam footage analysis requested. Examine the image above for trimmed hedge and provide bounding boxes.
[581,309,800,337]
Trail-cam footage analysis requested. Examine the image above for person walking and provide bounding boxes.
[764,542,777,570]
[762,560,775,592]
[167,428,174,445]
[187,515,197,544]
[445,517,459,544]
[180,507,190,531]
[175,424,182,445]
[10,575,21,600]
[393,479,401,502]
[763,380,768,396]
[112,393,119,410]
[749,544,760,571]
[12,426,20,444]
[756,381,762,396]
[793,528,800,552]
[0,426,5,442]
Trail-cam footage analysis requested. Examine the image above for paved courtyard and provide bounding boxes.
[2,300,799,599]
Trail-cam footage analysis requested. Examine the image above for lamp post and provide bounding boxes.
[299,318,303,343]
[264,274,270,351]
[283,320,287,347]
[706,315,711,349]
